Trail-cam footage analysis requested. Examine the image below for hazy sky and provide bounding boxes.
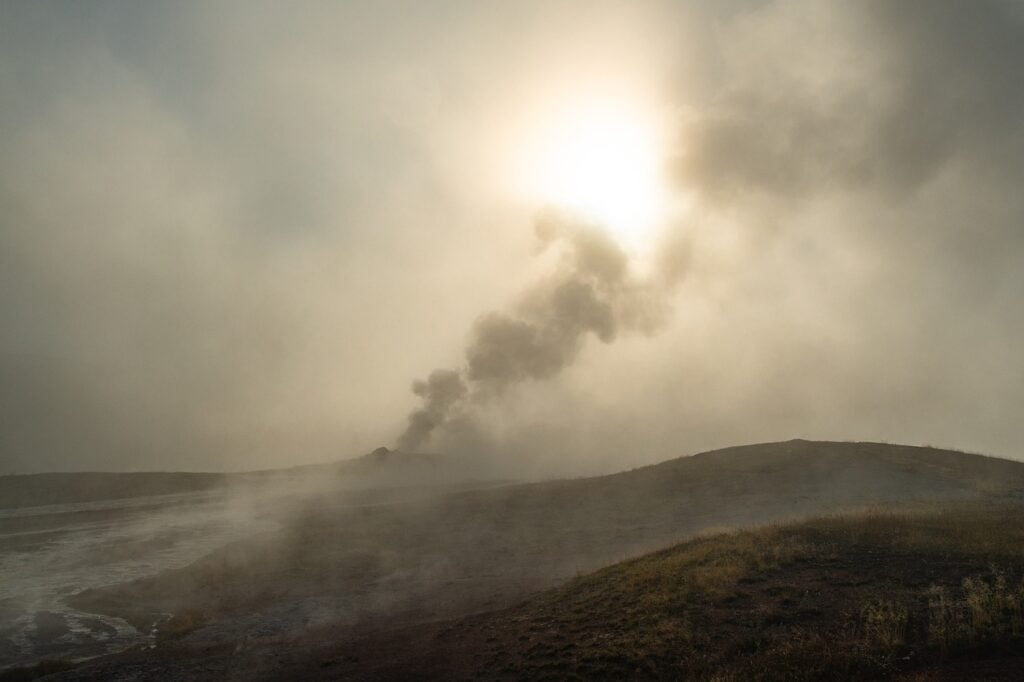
[2,1,1023,475]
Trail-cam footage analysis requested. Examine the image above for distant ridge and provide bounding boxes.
[0,447,454,510]
[0,471,229,510]
[2,439,1019,511]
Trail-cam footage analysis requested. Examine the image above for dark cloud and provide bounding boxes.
[677,1,1024,203]
[397,370,467,452]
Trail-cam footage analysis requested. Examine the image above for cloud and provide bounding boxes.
[677,1,1024,204]
[0,1,526,472]
[2,0,1024,474]
[410,0,1024,471]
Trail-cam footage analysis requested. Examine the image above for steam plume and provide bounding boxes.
[396,215,678,451]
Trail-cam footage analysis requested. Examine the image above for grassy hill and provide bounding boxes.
[51,440,1024,680]
[312,503,1024,680]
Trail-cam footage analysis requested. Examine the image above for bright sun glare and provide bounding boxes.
[517,99,669,249]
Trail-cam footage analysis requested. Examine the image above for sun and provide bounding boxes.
[515,98,669,249]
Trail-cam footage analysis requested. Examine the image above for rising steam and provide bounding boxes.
[397,214,681,451]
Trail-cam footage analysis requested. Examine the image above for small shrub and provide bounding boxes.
[862,599,908,650]
[927,585,960,651]
[927,569,1024,651]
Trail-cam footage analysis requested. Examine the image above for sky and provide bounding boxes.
[2,1,1023,475]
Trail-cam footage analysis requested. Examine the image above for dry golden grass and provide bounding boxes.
[467,501,1024,680]
[927,569,1024,652]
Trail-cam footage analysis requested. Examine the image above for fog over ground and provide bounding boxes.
[2,1,1023,475]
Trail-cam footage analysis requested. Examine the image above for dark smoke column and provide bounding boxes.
[395,216,680,452]
[396,369,466,452]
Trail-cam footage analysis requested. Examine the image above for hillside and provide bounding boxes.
[51,440,1024,680]
[304,503,1024,680]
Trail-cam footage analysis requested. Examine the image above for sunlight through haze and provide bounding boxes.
[515,98,670,250]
